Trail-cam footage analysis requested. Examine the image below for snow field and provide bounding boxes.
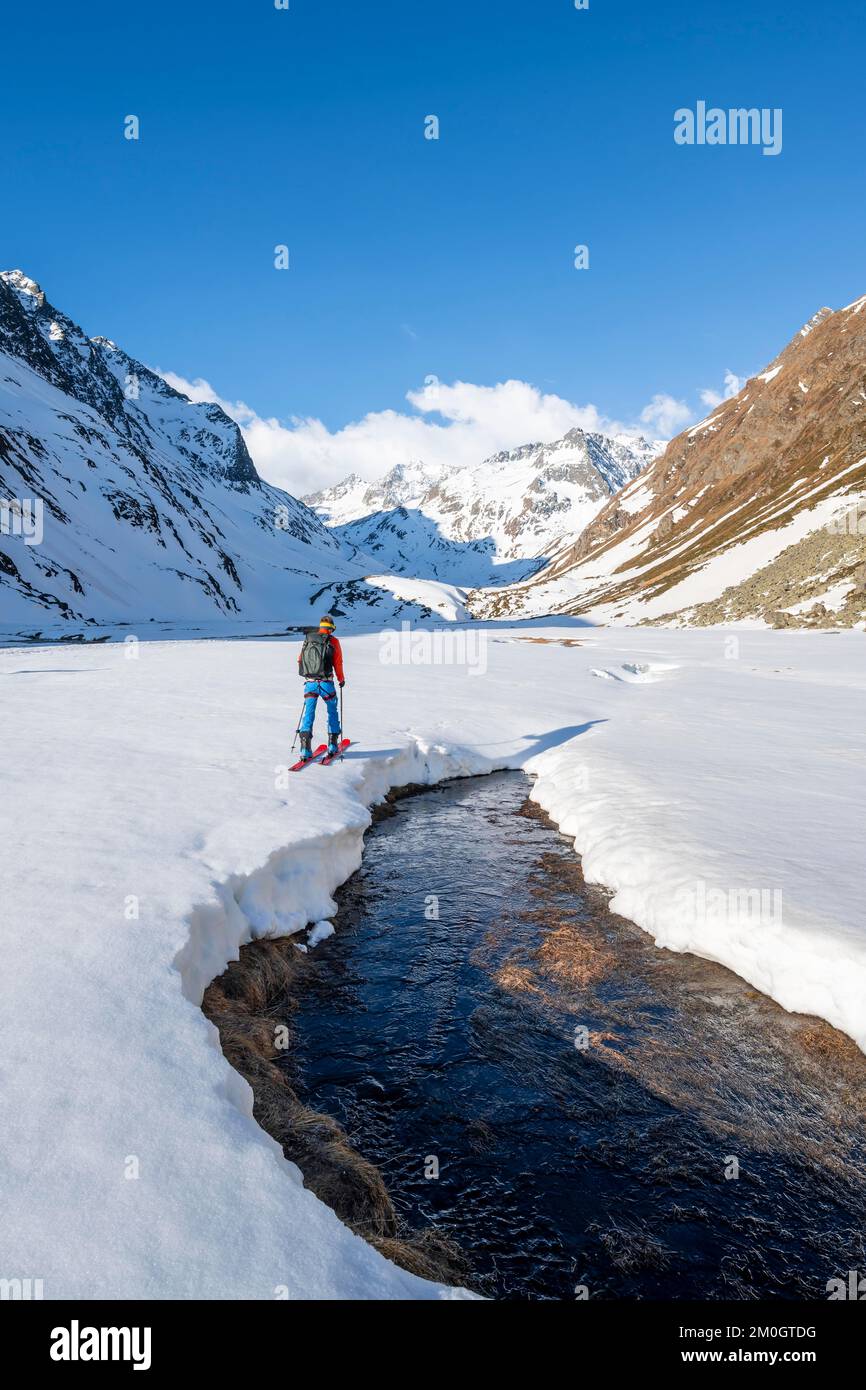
[1,624,864,1298]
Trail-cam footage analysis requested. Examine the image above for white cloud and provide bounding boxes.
[638,393,694,438]
[158,370,706,497]
[700,369,745,408]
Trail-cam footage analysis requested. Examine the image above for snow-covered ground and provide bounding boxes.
[364,574,472,620]
[2,623,864,1299]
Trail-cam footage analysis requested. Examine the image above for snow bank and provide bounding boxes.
[0,638,492,1300]
[525,634,866,1051]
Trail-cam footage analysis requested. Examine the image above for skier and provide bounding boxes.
[296,615,345,762]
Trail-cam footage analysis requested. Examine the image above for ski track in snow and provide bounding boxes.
[2,624,865,1299]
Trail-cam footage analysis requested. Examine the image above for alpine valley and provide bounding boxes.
[2,272,864,636]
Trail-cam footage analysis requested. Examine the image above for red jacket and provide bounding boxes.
[298,633,344,683]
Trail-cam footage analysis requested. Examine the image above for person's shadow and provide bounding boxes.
[517,720,607,756]
[342,720,606,761]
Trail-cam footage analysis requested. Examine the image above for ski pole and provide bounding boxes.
[290,698,306,754]
[340,684,345,756]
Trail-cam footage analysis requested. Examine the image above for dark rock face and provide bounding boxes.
[0,272,261,486]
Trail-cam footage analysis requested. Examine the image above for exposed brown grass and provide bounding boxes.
[493,962,542,994]
[589,1218,673,1274]
[537,924,615,989]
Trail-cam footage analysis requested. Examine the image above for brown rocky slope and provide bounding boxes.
[471,296,866,627]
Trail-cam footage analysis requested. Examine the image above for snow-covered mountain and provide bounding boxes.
[330,508,543,588]
[472,297,866,629]
[0,272,434,637]
[20,266,857,639]
[305,460,446,524]
[305,430,661,585]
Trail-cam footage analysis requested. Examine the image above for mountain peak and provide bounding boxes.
[798,306,834,339]
[1,269,45,304]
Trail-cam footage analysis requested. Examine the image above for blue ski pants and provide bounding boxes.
[299,680,341,735]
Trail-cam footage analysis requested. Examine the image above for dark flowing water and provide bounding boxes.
[288,771,866,1300]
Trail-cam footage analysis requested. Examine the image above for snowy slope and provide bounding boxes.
[0,271,434,637]
[418,430,661,560]
[306,430,661,581]
[332,506,542,586]
[1,626,864,1298]
[305,459,445,523]
[363,573,473,619]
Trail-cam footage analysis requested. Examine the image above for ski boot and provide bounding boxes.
[298,731,313,763]
[327,728,341,759]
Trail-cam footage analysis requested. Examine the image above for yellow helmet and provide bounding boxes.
[318,615,336,631]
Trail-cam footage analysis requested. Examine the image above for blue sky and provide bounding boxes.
[3,0,864,490]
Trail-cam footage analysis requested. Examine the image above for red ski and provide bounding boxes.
[288,743,327,772]
[320,739,351,766]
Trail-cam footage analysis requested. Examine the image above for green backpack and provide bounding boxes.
[299,630,334,679]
